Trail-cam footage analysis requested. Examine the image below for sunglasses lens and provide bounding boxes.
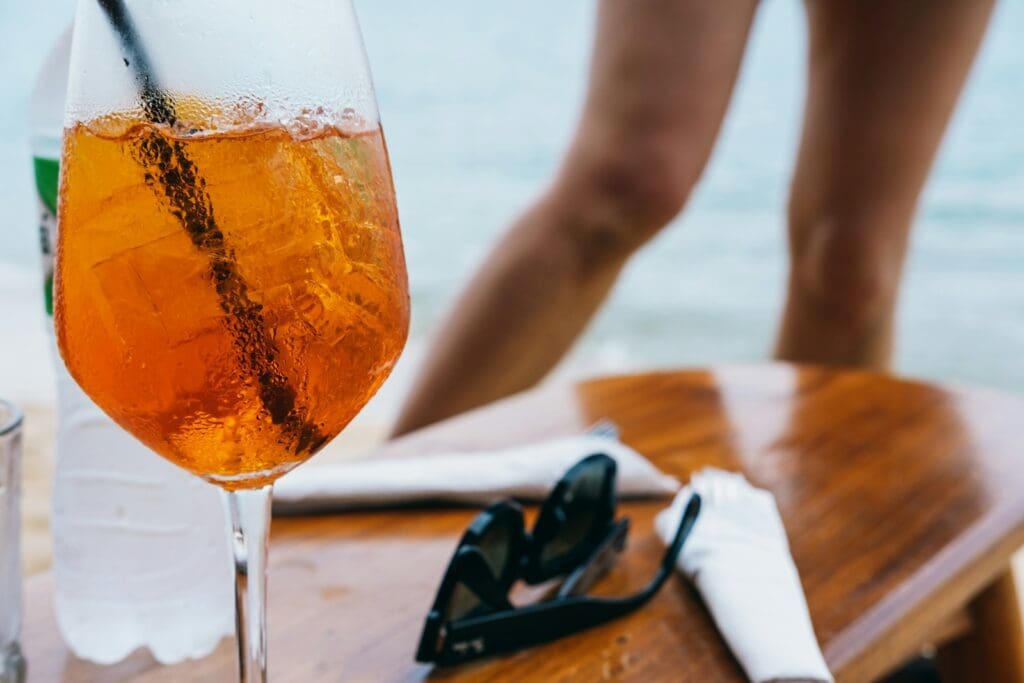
[539,459,609,571]
[444,582,481,623]
[477,510,514,580]
[443,509,517,622]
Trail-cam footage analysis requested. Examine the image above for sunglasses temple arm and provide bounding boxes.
[440,595,642,664]
[561,490,700,601]
[558,491,701,608]
[618,492,701,607]
[663,493,701,572]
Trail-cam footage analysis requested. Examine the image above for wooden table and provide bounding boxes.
[21,365,1024,682]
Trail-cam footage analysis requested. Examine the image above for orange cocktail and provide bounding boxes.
[56,116,409,488]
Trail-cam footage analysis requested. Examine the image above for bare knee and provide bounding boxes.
[787,211,907,331]
[552,139,697,265]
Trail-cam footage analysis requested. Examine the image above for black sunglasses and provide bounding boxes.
[416,453,702,665]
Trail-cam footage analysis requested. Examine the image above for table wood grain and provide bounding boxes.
[21,364,1024,682]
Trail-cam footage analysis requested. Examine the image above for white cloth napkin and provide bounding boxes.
[273,434,680,513]
[656,468,833,683]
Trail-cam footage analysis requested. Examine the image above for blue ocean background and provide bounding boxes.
[1,1,1021,410]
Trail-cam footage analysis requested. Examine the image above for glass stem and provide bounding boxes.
[224,485,272,683]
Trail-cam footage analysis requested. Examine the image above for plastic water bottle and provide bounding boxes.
[32,27,234,665]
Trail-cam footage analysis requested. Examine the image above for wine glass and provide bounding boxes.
[54,1,409,680]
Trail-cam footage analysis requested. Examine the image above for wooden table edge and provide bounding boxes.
[828,495,1024,681]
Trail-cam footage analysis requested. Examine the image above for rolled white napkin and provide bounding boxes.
[655,468,833,683]
[273,434,680,513]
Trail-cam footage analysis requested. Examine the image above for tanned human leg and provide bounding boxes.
[776,0,995,369]
[394,0,759,435]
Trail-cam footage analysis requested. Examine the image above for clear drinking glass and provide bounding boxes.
[54,2,409,680]
[0,399,25,683]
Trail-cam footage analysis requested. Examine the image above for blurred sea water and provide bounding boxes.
[1,1,1022,415]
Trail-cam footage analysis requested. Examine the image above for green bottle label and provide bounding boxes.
[34,156,60,317]
[34,157,59,214]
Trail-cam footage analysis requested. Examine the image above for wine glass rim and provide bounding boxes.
[0,398,23,438]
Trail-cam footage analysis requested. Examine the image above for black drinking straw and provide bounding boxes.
[96,0,326,456]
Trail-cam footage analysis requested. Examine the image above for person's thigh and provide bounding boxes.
[392,0,759,433]
[778,0,996,366]
[580,0,758,146]
[553,0,759,253]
